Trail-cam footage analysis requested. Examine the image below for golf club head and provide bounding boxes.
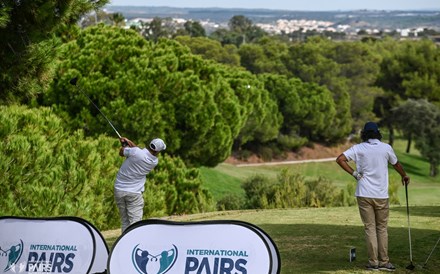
[406,262,415,270]
[69,77,78,86]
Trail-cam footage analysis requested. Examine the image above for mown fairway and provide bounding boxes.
[105,206,440,273]
[168,206,440,274]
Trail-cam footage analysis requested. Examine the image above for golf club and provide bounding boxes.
[69,77,127,146]
[422,236,440,268]
[405,183,415,270]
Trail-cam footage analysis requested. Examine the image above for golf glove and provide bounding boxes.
[352,171,363,180]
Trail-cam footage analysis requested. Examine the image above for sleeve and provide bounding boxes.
[123,147,136,157]
[343,146,356,162]
[387,145,398,165]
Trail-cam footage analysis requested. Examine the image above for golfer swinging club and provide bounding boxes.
[114,137,166,232]
[336,122,410,272]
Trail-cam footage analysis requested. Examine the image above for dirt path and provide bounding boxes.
[225,142,350,166]
[235,157,336,167]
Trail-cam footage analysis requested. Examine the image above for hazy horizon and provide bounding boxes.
[108,0,440,11]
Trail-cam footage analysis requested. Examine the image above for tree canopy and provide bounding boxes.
[0,0,109,104]
[393,99,440,176]
[43,24,282,167]
[0,105,213,229]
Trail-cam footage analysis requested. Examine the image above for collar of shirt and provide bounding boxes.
[367,139,380,145]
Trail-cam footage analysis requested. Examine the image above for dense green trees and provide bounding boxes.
[377,39,440,102]
[259,74,336,146]
[182,20,206,37]
[44,25,225,166]
[175,36,240,66]
[239,37,290,75]
[211,15,267,46]
[43,24,283,167]
[177,31,440,174]
[0,105,214,229]
[393,99,440,176]
[0,0,109,104]
[0,105,119,228]
[374,38,440,145]
[237,37,353,141]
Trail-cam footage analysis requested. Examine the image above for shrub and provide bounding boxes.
[236,149,252,161]
[216,194,245,211]
[241,169,355,209]
[277,133,308,151]
[258,146,274,162]
[242,174,275,209]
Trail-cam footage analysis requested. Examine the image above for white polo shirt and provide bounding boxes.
[114,147,158,194]
[343,139,398,199]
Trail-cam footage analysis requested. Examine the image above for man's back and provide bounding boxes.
[115,147,158,193]
[343,139,397,198]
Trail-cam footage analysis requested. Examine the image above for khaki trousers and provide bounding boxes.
[114,189,144,233]
[357,197,390,266]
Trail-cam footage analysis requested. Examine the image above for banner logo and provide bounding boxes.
[132,244,178,274]
[0,240,24,273]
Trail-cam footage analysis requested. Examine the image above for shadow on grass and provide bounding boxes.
[391,205,440,218]
[259,223,440,274]
[399,153,428,177]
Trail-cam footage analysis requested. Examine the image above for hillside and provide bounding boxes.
[225,142,352,165]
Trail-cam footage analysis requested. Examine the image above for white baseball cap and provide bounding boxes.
[149,138,166,152]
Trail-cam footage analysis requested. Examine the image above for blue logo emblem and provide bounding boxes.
[0,240,24,272]
[132,244,177,274]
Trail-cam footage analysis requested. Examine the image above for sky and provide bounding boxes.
[108,0,440,11]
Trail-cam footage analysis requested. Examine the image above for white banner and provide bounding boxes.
[236,221,280,274]
[78,218,109,274]
[0,216,108,274]
[108,219,280,274]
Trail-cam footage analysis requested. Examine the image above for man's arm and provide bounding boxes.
[119,137,137,156]
[336,154,354,175]
[392,161,410,185]
[336,153,362,180]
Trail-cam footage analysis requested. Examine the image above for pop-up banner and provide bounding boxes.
[0,216,108,274]
[108,219,281,274]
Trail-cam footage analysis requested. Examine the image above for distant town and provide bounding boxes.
[102,6,440,41]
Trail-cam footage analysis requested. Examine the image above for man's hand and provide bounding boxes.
[352,171,363,180]
[120,138,128,147]
[402,175,410,186]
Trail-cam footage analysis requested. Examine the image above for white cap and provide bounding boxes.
[149,138,166,152]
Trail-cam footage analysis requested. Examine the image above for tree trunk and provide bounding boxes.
[388,124,394,147]
[406,133,412,153]
[430,161,438,177]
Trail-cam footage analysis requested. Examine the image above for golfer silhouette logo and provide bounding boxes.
[0,240,24,273]
[132,244,178,274]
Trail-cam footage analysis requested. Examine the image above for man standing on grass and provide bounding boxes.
[336,122,410,272]
[114,137,166,232]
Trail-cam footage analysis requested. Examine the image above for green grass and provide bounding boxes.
[199,166,245,200]
[105,207,440,273]
[200,138,440,206]
[105,139,440,273]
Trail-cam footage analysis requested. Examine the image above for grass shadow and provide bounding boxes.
[391,205,440,218]
[399,153,428,177]
[259,223,440,274]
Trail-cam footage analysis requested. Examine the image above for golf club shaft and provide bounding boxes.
[71,80,122,139]
[423,236,440,267]
[405,184,413,262]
